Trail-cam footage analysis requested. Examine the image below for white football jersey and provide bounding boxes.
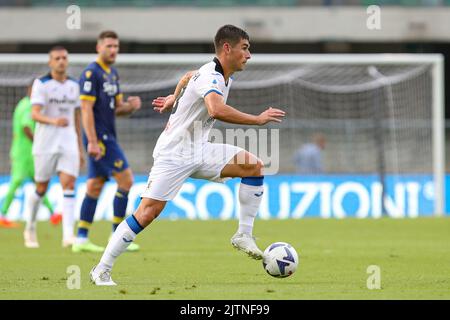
[153,58,232,158]
[30,74,80,155]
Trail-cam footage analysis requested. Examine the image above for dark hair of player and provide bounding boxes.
[98,30,119,41]
[214,25,249,52]
[48,45,67,54]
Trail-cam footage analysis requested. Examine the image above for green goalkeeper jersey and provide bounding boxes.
[10,96,34,162]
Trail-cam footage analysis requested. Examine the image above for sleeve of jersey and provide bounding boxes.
[30,79,45,106]
[79,69,97,102]
[195,73,224,98]
[74,84,81,108]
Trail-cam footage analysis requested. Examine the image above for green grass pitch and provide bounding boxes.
[1,217,449,299]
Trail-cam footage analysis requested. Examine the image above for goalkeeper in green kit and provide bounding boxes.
[0,83,61,228]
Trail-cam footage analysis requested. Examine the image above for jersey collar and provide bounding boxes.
[47,72,68,84]
[96,58,111,74]
[213,57,224,77]
[213,57,230,86]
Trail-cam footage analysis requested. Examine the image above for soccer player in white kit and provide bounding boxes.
[24,46,84,248]
[90,25,285,285]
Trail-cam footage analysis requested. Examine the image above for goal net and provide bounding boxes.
[0,54,444,215]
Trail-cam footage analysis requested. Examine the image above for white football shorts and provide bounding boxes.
[34,152,79,182]
[141,143,244,201]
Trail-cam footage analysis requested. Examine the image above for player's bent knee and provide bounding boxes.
[86,180,104,198]
[119,177,133,191]
[116,170,134,191]
[87,186,101,198]
[62,180,75,191]
[64,183,75,191]
[255,159,264,176]
[36,182,48,195]
[241,159,264,177]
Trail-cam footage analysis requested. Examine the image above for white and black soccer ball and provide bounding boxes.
[262,242,299,278]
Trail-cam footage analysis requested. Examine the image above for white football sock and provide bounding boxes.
[26,191,43,231]
[98,220,137,270]
[62,190,76,241]
[238,183,264,236]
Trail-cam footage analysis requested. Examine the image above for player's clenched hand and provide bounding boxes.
[152,95,174,113]
[53,117,69,127]
[257,107,285,125]
[87,142,102,161]
[127,96,141,112]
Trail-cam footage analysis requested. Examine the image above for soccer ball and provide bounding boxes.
[262,242,299,278]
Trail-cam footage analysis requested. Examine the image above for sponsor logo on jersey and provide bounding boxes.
[103,82,118,96]
[49,95,77,105]
[57,106,71,115]
[85,70,92,79]
[211,78,221,91]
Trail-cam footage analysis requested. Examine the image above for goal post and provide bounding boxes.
[0,53,445,217]
[432,55,445,217]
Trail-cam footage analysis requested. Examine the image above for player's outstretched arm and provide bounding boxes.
[204,92,285,125]
[31,105,68,127]
[153,70,196,113]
